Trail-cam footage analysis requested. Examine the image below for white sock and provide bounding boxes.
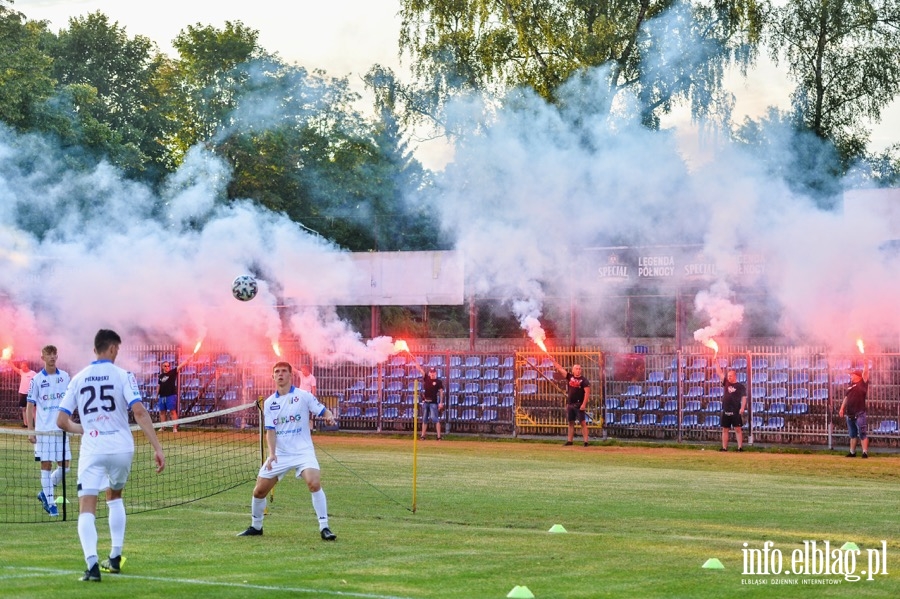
[311,489,328,529]
[78,513,98,567]
[107,498,126,556]
[251,496,266,529]
[41,470,54,504]
[50,467,69,487]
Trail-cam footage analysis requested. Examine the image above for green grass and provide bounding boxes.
[2,435,899,598]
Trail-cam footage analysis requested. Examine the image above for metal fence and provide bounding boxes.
[3,344,898,448]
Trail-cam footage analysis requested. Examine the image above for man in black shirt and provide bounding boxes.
[714,359,747,452]
[414,364,444,440]
[157,354,195,433]
[552,360,590,446]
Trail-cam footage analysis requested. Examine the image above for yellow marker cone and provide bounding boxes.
[54,496,70,504]
[548,524,567,533]
[702,558,725,569]
[841,542,860,551]
[507,585,535,598]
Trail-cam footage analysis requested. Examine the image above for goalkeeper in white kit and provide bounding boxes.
[237,361,338,540]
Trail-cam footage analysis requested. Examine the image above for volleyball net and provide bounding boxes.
[0,402,263,524]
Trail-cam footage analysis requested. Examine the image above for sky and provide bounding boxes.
[3,0,900,369]
[14,0,900,170]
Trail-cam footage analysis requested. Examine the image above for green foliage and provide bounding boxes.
[768,0,900,166]
[0,2,54,129]
[398,0,765,128]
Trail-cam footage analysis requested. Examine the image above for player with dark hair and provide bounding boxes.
[237,361,338,540]
[26,344,71,517]
[57,329,165,582]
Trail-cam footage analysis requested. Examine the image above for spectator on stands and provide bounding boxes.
[714,359,747,452]
[157,353,195,433]
[839,363,870,458]
[298,363,317,396]
[551,360,590,446]
[414,363,444,440]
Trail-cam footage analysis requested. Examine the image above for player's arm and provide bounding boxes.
[862,360,870,383]
[552,359,567,376]
[132,401,165,473]
[25,401,36,441]
[838,396,848,418]
[57,409,84,436]
[740,394,747,414]
[413,361,425,375]
[318,407,336,426]
[264,428,278,469]
[581,385,590,410]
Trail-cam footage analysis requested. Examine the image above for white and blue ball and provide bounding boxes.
[232,275,258,302]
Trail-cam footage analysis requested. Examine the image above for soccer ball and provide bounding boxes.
[232,275,258,301]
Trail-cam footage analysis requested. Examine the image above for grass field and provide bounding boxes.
[1,435,899,598]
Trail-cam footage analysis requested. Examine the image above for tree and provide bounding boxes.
[0,1,54,129]
[767,0,900,165]
[398,0,765,129]
[40,11,173,180]
[164,21,262,162]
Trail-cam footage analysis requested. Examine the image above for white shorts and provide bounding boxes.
[257,454,320,481]
[77,452,134,496]
[33,433,72,463]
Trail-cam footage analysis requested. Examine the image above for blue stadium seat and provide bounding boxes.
[501,356,514,368]
[833,373,851,385]
[482,395,498,408]
[764,416,785,429]
[788,403,808,415]
[644,385,662,398]
[684,386,704,399]
[464,382,480,394]
[520,370,538,380]
[448,381,461,394]
[463,368,480,380]
[789,388,809,401]
[384,394,402,405]
[464,356,481,368]
[385,381,404,392]
[605,398,620,410]
[345,393,364,404]
[647,370,664,383]
[872,420,899,433]
[751,385,767,399]
[401,408,414,419]
[427,355,445,367]
[660,415,677,427]
[701,414,720,428]
[736,372,747,383]
[499,396,514,407]
[483,369,499,380]
[790,357,810,370]
[751,401,764,414]
[682,414,699,427]
[751,357,768,369]
[482,382,499,395]
[605,412,616,425]
[751,416,763,428]
[481,409,498,422]
[661,400,677,412]
[772,357,789,370]
[483,356,500,368]
[520,383,537,395]
[622,398,639,411]
[499,369,515,381]
[622,385,642,397]
[687,371,706,383]
[811,358,828,371]
[663,386,678,398]
[347,380,365,392]
[460,408,478,421]
[449,356,463,367]
[500,382,515,395]
[790,372,809,384]
[751,371,768,384]
[767,402,786,414]
[704,400,722,413]
[619,413,637,425]
[462,395,479,407]
[769,372,789,384]
[810,372,828,385]
[383,408,399,419]
[639,414,657,426]
[640,399,660,411]
[731,358,748,370]
[811,388,828,401]
[684,400,701,412]
[343,407,362,418]
[689,357,707,369]
[449,368,462,379]
[664,370,680,384]
[767,387,787,400]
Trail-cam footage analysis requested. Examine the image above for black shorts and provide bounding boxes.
[19,394,28,408]
[566,404,585,423]
[721,412,742,429]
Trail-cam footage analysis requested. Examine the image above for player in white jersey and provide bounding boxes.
[237,361,338,540]
[57,329,165,583]
[26,345,71,517]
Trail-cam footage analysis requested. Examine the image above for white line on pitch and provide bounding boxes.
[1,566,417,599]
